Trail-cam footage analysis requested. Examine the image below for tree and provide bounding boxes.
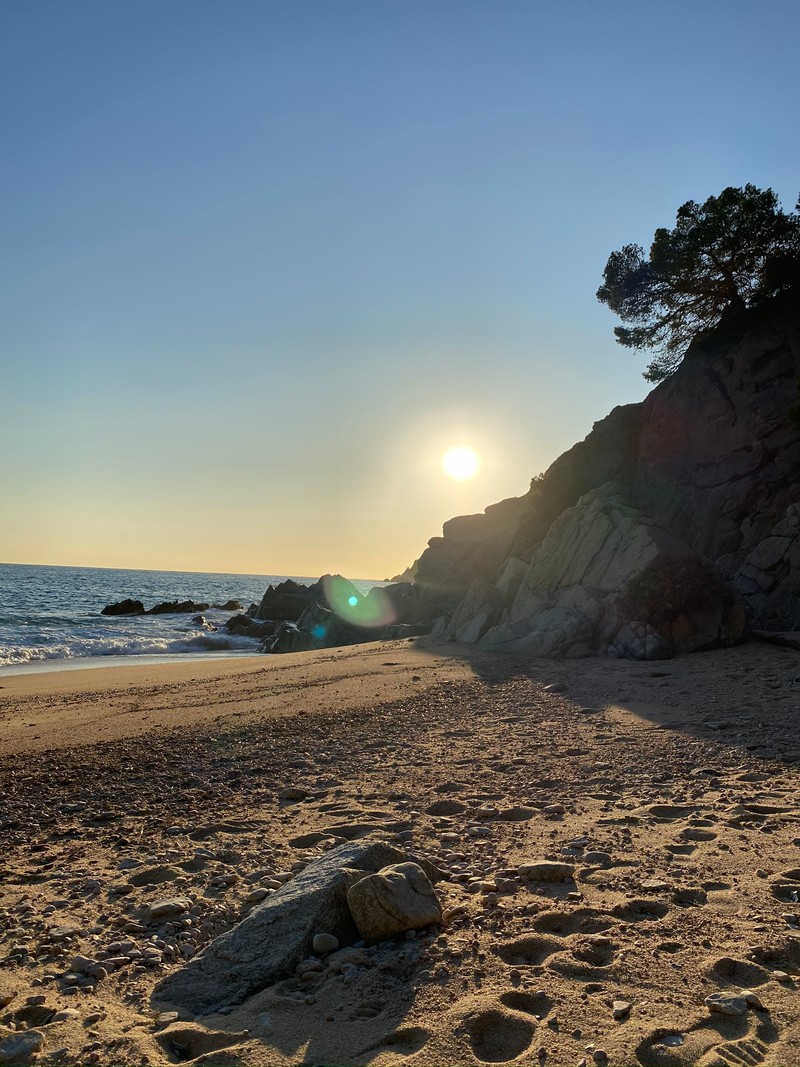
[597,184,800,382]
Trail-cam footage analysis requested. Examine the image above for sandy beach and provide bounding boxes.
[3,637,800,1066]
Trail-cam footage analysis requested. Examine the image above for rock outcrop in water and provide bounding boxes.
[412,290,800,658]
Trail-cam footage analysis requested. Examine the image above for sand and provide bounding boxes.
[2,636,800,1066]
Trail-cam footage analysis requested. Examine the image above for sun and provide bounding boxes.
[442,445,480,481]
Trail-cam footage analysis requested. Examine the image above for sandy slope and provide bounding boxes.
[2,637,800,1066]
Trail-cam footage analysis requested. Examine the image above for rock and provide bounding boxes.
[153,838,433,1015]
[705,993,748,1016]
[51,1009,80,1022]
[156,1012,179,1026]
[279,786,309,801]
[517,861,575,882]
[312,933,339,955]
[612,1000,631,1019]
[225,614,277,639]
[742,990,765,1010]
[0,1030,45,1064]
[146,897,192,922]
[584,852,613,869]
[251,578,325,622]
[612,621,674,661]
[213,599,244,611]
[408,294,800,653]
[148,600,209,615]
[346,862,442,941]
[101,599,145,616]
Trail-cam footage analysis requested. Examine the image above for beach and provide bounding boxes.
[3,637,800,1066]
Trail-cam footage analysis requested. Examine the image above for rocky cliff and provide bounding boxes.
[413,290,800,658]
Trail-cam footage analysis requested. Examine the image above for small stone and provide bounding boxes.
[592,1050,608,1066]
[279,786,309,801]
[156,1012,179,1026]
[705,993,748,1016]
[517,861,575,882]
[147,897,192,922]
[584,852,613,869]
[246,888,271,903]
[742,990,765,1010]
[71,955,94,974]
[773,970,793,982]
[312,933,340,955]
[51,1009,80,1022]
[612,1000,631,1019]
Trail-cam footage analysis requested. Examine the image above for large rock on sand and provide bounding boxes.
[153,838,434,1016]
[347,862,442,941]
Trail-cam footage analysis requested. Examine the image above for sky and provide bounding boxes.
[2,0,798,579]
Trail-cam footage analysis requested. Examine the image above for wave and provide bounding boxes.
[0,631,262,667]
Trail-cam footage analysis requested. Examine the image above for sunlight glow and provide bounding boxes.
[442,446,480,481]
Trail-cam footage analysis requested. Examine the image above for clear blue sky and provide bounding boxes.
[2,0,798,577]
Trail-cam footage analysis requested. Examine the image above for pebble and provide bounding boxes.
[517,861,575,882]
[147,897,192,921]
[705,993,748,1016]
[612,1000,631,1019]
[157,1012,180,1026]
[51,1009,81,1022]
[312,933,340,955]
[741,990,764,1010]
[246,888,271,903]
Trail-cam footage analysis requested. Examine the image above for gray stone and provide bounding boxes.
[346,862,442,942]
[312,933,339,955]
[153,837,428,1015]
[0,1030,45,1064]
[146,897,192,922]
[517,861,575,882]
[705,993,748,1016]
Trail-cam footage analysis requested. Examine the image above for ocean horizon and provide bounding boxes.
[0,562,384,674]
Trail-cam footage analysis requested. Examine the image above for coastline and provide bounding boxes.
[0,639,480,757]
[3,638,800,1065]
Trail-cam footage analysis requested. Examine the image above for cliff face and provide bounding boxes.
[414,290,800,656]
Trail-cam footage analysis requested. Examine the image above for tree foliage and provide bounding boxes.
[597,184,800,382]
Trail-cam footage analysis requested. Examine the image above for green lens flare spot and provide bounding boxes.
[348,595,359,607]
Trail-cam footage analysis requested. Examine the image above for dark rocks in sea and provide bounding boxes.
[101,599,146,616]
[147,600,210,615]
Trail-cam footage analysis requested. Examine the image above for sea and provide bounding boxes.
[0,563,383,675]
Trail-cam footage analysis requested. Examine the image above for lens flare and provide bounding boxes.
[442,446,480,481]
[322,575,396,629]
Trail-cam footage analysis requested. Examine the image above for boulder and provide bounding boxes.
[346,862,442,942]
[152,838,433,1015]
[213,599,244,611]
[101,599,145,616]
[225,614,278,639]
[250,578,324,621]
[148,600,209,615]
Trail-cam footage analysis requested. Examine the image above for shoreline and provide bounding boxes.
[0,638,482,756]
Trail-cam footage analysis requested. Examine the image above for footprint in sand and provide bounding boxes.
[706,956,772,988]
[497,934,562,967]
[612,898,670,922]
[462,1008,536,1063]
[679,826,718,842]
[548,934,617,977]
[379,1026,431,1057]
[531,908,614,937]
[649,804,697,821]
[499,990,553,1018]
[155,1026,249,1063]
[635,1009,778,1067]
